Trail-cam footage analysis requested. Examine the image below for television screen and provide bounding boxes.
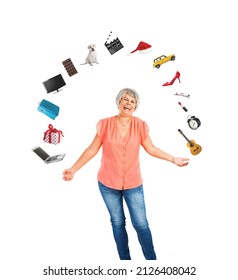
[43,74,66,93]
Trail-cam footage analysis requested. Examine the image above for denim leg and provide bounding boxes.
[123,185,156,260]
[98,182,131,260]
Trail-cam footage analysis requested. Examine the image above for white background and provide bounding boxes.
[1,0,238,279]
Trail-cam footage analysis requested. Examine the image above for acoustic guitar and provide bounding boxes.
[178,129,202,155]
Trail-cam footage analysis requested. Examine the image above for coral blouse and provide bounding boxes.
[96,116,149,190]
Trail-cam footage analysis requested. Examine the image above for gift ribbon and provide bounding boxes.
[43,124,64,144]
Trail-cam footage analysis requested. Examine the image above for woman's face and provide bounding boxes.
[118,93,136,116]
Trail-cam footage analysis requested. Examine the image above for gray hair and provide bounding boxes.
[116,88,140,110]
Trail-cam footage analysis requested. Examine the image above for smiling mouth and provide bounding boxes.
[123,105,131,111]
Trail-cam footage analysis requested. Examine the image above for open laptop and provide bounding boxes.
[32,146,66,163]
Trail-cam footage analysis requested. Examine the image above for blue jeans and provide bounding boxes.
[98,181,156,260]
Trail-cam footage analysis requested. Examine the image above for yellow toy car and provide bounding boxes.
[153,54,175,68]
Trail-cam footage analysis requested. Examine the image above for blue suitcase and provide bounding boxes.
[37,99,60,120]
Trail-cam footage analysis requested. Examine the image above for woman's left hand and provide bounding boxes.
[173,157,190,167]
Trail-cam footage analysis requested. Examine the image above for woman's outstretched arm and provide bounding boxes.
[142,135,189,167]
[63,133,102,181]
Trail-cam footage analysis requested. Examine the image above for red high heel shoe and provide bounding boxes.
[163,71,181,86]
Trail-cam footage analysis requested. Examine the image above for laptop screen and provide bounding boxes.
[33,147,49,161]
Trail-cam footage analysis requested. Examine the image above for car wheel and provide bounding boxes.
[155,65,160,69]
[171,56,175,61]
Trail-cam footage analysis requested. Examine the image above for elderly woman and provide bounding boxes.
[63,88,189,260]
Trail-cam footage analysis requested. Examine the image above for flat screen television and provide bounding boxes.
[43,74,66,94]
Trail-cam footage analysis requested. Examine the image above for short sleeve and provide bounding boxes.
[140,121,149,143]
[96,119,104,142]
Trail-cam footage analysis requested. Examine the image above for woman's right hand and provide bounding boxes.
[63,168,76,181]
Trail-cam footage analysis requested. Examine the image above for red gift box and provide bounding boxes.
[43,124,64,145]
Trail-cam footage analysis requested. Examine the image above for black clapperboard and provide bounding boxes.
[105,31,123,55]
